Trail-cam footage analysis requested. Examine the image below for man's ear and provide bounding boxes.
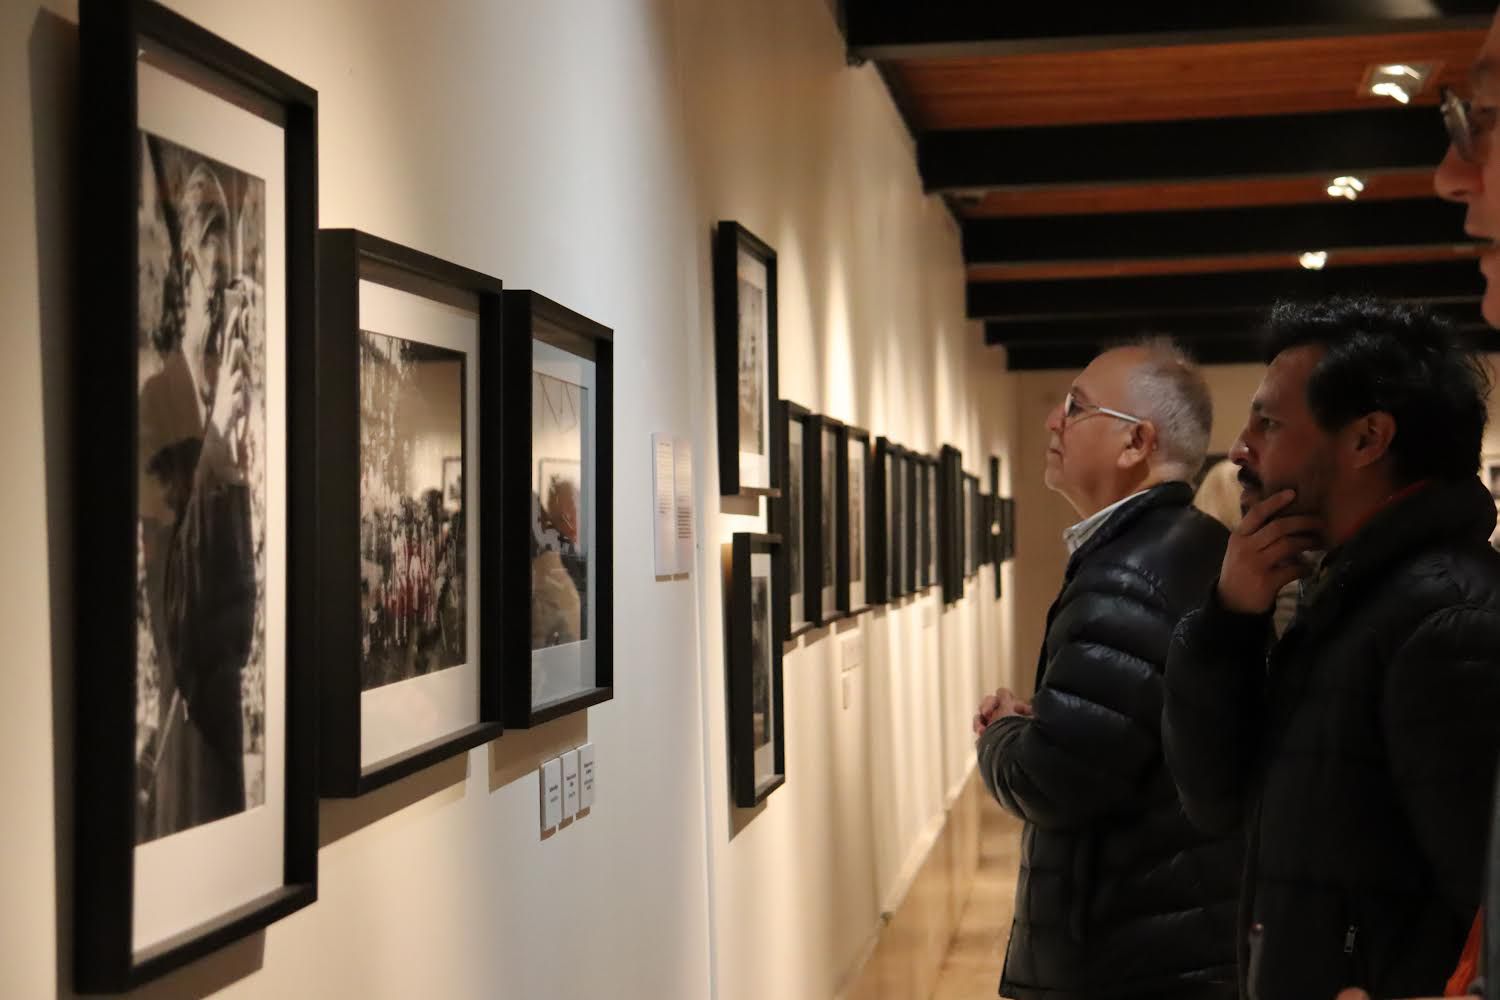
[1347,411,1396,470]
[1118,420,1158,471]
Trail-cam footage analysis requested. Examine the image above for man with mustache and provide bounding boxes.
[1162,298,1500,999]
[973,339,1243,999]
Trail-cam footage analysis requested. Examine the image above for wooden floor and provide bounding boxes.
[931,798,1023,1000]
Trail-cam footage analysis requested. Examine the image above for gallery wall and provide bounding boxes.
[0,0,1018,997]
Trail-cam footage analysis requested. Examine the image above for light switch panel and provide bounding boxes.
[579,742,596,811]
[540,758,563,833]
[561,750,580,820]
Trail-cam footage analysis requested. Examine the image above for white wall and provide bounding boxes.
[0,0,1017,997]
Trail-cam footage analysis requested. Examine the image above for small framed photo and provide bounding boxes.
[870,437,896,604]
[903,451,920,596]
[772,401,813,639]
[74,1,318,987]
[726,533,786,807]
[923,455,940,591]
[714,222,778,498]
[503,291,614,728]
[938,445,965,603]
[806,415,846,625]
[840,426,872,615]
[1485,454,1500,501]
[317,230,508,792]
[965,473,982,579]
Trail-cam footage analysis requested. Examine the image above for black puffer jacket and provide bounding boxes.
[979,482,1243,999]
[1164,477,1500,1000]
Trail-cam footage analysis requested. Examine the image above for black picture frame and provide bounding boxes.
[806,415,846,626]
[713,222,779,499]
[726,532,787,807]
[316,230,506,793]
[502,291,615,728]
[771,400,813,639]
[922,455,940,591]
[989,457,1004,597]
[938,446,965,604]
[903,451,920,596]
[75,1,318,989]
[889,447,909,600]
[965,473,982,580]
[869,437,893,606]
[840,425,872,616]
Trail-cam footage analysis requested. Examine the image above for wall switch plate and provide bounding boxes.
[540,758,563,834]
[840,631,863,673]
[578,743,596,811]
[561,750,580,820]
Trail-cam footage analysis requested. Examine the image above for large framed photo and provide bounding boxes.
[806,415,845,625]
[771,401,813,639]
[923,455,939,591]
[725,533,786,807]
[74,1,318,988]
[938,446,965,603]
[840,426,871,616]
[889,448,908,599]
[317,231,506,793]
[504,292,614,728]
[903,452,920,596]
[870,437,894,605]
[713,222,778,498]
[965,473,981,580]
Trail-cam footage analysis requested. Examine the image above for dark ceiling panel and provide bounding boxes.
[920,108,1446,192]
[963,199,1471,265]
[967,259,1484,319]
[845,2,1491,59]
[886,29,1482,129]
[958,171,1439,217]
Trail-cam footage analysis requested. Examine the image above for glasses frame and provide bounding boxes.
[1063,390,1144,426]
[1442,86,1485,164]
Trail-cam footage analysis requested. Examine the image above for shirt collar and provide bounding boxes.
[1063,489,1152,554]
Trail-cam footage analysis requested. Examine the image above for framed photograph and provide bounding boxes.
[771,401,813,639]
[869,438,892,605]
[503,291,614,728]
[889,448,908,599]
[316,231,505,794]
[74,1,318,988]
[806,415,845,625]
[714,222,778,498]
[903,452,920,596]
[938,446,965,603]
[726,533,786,807]
[840,426,871,616]
[965,473,981,579]
[923,456,939,591]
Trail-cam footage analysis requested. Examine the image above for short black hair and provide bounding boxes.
[1261,297,1490,485]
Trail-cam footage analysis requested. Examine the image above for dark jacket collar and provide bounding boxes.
[1068,480,1195,573]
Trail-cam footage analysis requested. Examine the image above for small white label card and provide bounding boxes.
[540,758,563,833]
[579,742,596,811]
[561,750,580,820]
[652,433,678,576]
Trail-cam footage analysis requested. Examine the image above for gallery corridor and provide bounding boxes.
[931,799,1024,1000]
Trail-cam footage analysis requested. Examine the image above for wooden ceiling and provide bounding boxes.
[841,2,1495,369]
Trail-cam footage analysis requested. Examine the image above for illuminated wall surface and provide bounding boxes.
[1,0,1021,996]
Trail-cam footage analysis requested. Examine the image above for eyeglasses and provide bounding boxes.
[1062,391,1143,426]
[1441,86,1496,164]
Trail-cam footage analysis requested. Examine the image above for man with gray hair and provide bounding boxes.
[973,340,1243,999]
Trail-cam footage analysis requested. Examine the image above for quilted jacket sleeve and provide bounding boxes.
[1383,605,1500,918]
[978,559,1182,831]
[1161,589,1272,836]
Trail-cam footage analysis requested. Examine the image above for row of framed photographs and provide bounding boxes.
[75,2,613,990]
[724,416,1016,807]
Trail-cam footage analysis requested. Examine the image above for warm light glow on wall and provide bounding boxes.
[1299,251,1329,270]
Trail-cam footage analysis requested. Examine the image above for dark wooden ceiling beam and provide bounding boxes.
[984,301,1488,346]
[844,2,1491,60]
[921,109,1446,193]
[964,199,1471,264]
[968,260,1483,320]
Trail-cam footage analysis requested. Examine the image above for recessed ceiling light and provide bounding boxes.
[1363,62,1435,104]
[1300,251,1329,270]
[1327,176,1366,200]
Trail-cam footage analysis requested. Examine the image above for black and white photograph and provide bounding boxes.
[727,534,785,808]
[714,223,778,496]
[788,419,806,627]
[926,458,938,588]
[773,401,812,638]
[135,129,267,845]
[442,456,462,512]
[532,372,589,652]
[916,458,930,589]
[820,421,838,614]
[843,426,869,614]
[76,5,321,987]
[358,331,467,692]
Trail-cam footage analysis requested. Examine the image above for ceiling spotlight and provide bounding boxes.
[1326,176,1366,200]
[1363,61,1434,104]
[1300,251,1329,270]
